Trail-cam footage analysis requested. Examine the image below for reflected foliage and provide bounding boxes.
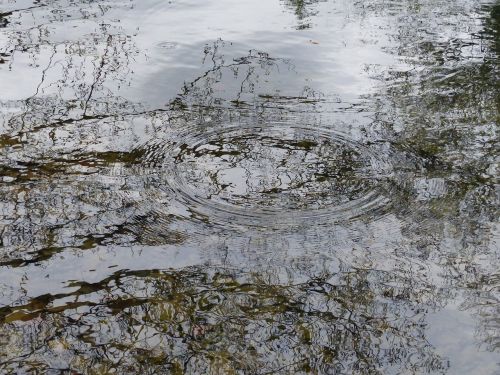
[0,267,448,374]
[365,0,499,355]
[282,0,325,29]
[0,0,499,374]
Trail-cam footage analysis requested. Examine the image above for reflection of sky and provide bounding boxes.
[123,0,397,106]
[427,303,500,375]
[0,244,206,304]
[0,0,397,106]
[0,0,498,373]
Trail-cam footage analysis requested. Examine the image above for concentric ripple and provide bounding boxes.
[140,124,392,226]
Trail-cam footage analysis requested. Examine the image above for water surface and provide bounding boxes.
[0,0,499,373]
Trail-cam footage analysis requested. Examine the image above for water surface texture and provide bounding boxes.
[0,0,499,374]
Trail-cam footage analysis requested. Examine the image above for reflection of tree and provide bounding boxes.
[0,37,309,265]
[169,38,327,127]
[0,1,498,373]
[171,39,297,113]
[0,2,175,264]
[175,130,367,209]
[460,273,500,353]
[365,0,499,355]
[281,0,325,29]
[0,266,448,374]
[0,1,139,137]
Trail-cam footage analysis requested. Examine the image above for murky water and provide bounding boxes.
[0,0,498,373]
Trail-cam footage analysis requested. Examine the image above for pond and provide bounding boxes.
[0,0,498,373]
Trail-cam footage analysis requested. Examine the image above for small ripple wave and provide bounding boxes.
[134,123,396,228]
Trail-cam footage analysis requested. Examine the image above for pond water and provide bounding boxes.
[0,0,498,373]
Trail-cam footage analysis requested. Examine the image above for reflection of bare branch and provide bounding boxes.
[174,40,294,112]
[83,34,113,116]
